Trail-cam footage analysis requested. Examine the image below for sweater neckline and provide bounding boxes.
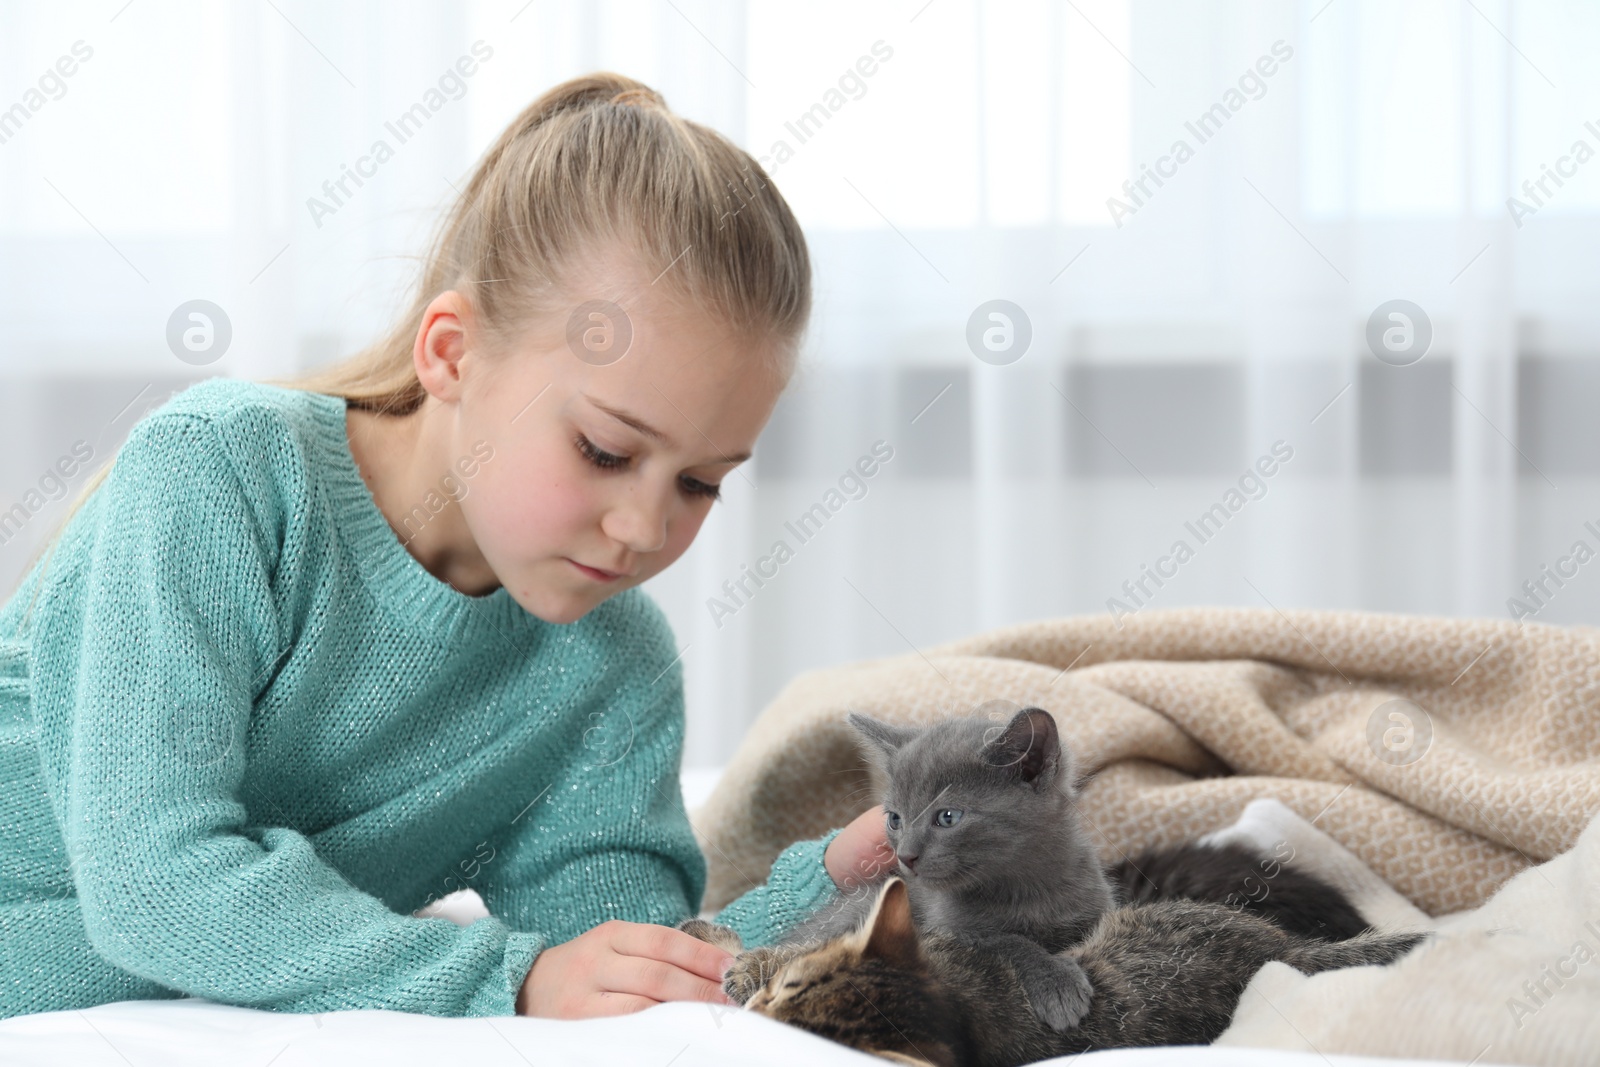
[306,389,549,647]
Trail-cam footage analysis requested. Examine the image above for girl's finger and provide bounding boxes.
[612,923,733,984]
[600,953,730,1006]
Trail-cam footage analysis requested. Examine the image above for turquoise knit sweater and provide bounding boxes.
[0,379,839,1020]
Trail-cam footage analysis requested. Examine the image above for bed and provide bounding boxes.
[7,607,1598,1066]
[0,770,1551,1067]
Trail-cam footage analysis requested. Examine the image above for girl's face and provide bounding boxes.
[420,255,789,625]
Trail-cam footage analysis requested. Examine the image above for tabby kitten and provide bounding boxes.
[835,706,1113,1031]
[686,878,1423,1067]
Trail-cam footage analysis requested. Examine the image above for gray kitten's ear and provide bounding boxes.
[848,712,916,757]
[983,707,1061,786]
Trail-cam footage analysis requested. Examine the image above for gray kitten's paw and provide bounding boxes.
[1022,956,1094,1031]
[677,917,744,956]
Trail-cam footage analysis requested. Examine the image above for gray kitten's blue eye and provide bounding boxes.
[934,808,963,828]
[886,811,902,831]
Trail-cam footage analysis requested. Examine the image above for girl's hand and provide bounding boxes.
[823,805,895,890]
[518,919,734,1017]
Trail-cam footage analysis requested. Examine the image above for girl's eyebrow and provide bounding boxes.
[586,395,668,444]
[584,394,752,465]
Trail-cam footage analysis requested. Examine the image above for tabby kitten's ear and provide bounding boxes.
[848,712,917,761]
[858,877,921,968]
[982,707,1063,788]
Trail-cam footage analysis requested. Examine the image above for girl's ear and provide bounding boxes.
[412,290,473,402]
[848,712,917,760]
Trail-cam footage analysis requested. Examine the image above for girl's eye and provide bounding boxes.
[885,811,902,831]
[679,475,722,502]
[578,433,721,501]
[575,433,628,470]
[934,809,963,828]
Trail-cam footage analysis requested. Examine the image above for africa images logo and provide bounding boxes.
[305,41,494,228]
[1105,40,1294,227]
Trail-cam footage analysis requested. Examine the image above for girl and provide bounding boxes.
[0,73,887,1021]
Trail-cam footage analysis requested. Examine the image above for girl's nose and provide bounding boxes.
[602,489,668,554]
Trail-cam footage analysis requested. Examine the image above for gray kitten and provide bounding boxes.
[781,706,1114,1031]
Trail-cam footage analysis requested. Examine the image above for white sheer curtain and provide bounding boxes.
[3,0,1598,767]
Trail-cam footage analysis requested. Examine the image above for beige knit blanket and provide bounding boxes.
[695,607,1600,917]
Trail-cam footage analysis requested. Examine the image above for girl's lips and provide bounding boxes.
[568,559,625,582]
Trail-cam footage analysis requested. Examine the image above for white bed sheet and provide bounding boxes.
[0,997,1494,1067]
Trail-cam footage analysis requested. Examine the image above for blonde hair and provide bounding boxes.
[17,72,811,623]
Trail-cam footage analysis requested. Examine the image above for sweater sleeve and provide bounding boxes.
[710,827,845,947]
[474,612,844,950]
[33,414,539,1016]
